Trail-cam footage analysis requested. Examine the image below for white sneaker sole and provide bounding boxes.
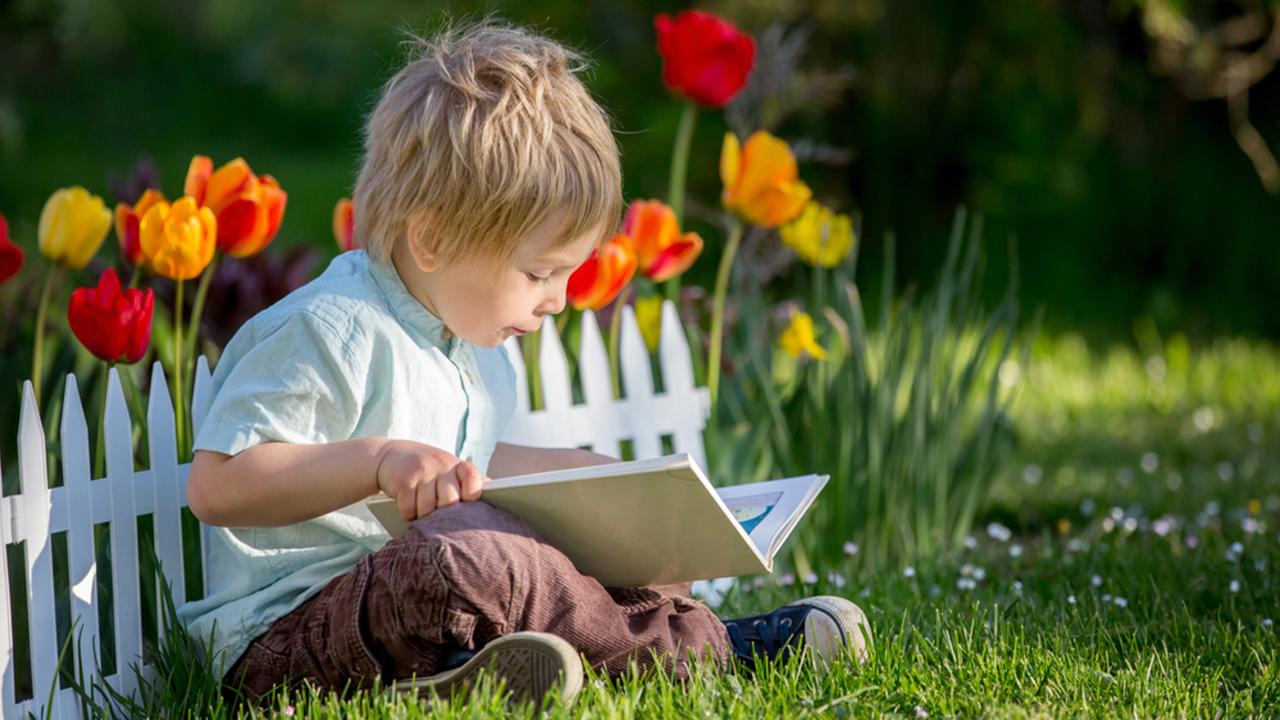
[392,631,584,709]
[787,595,873,666]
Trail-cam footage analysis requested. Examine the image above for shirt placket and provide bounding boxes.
[449,343,481,461]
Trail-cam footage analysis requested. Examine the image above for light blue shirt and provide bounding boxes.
[178,250,518,679]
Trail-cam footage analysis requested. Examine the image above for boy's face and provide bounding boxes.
[395,213,601,348]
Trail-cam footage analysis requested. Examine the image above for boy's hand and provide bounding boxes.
[375,440,489,521]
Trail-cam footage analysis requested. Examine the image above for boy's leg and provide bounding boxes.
[369,501,730,679]
[224,501,728,702]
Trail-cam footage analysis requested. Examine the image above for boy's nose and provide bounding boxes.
[539,287,567,317]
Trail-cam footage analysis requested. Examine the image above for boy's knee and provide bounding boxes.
[398,501,533,580]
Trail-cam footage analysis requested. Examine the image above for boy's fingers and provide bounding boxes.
[416,478,438,519]
[459,461,486,501]
[436,469,462,508]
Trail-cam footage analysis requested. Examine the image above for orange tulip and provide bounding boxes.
[719,131,811,228]
[566,233,637,311]
[184,155,287,258]
[139,197,217,281]
[622,199,703,282]
[333,197,357,251]
[114,189,167,267]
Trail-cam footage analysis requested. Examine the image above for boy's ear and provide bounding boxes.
[405,211,443,272]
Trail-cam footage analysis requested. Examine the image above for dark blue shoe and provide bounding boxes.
[723,596,872,669]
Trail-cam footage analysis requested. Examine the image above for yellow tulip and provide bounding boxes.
[779,309,827,360]
[720,131,812,228]
[635,294,664,353]
[38,186,112,270]
[139,197,217,281]
[780,201,855,268]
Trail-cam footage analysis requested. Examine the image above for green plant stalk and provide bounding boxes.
[32,264,59,402]
[608,285,633,399]
[173,279,185,461]
[93,361,113,479]
[664,101,698,304]
[184,253,219,374]
[706,222,744,404]
[524,328,543,411]
[119,363,149,463]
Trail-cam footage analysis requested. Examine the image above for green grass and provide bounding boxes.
[58,334,1279,718]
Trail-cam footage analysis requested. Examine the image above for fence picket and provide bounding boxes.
[18,381,61,717]
[618,307,662,459]
[538,316,573,418]
[191,356,212,440]
[658,300,711,468]
[59,375,101,706]
[577,310,619,457]
[103,369,140,700]
[148,363,185,620]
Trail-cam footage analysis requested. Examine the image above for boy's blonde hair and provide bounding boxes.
[355,21,622,269]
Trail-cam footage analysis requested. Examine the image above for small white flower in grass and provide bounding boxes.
[987,522,1012,543]
[1101,517,1116,533]
[827,571,847,588]
[1185,534,1199,549]
[1010,544,1023,558]
[961,563,975,577]
[1193,406,1215,433]
[1242,517,1262,535]
[1102,594,1112,603]
[803,572,818,585]
[1263,618,1274,628]
[1113,596,1128,608]
[973,566,987,582]
[929,584,942,598]
[1080,498,1096,517]
[1013,581,1024,594]
[753,576,768,588]
[1216,461,1235,482]
[915,706,929,719]
[1153,516,1175,537]
[1067,594,1077,605]
[903,566,916,578]
[957,578,976,591]
[1140,452,1159,474]
[964,535,978,550]
[1067,538,1088,553]
[1091,575,1103,588]
[843,541,860,556]
[1205,501,1221,516]
[1122,517,1138,534]
[1109,506,1124,521]
[1230,580,1241,594]
[780,573,795,587]
[1255,560,1267,572]
[861,588,871,599]
[1022,464,1042,485]
[282,707,295,718]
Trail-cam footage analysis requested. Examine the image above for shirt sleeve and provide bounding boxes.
[193,310,365,457]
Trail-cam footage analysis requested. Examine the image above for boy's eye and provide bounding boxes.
[526,272,552,285]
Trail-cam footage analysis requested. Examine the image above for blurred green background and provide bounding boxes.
[2,0,1279,339]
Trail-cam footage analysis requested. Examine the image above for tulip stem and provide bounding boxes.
[174,279,186,461]
[706,222,744,405]
[31,265,59,403]
[119,363,148,462]
[185,253,219,376]
[94,362,113,479]
[608,286,633,400]
[665,102,698,305]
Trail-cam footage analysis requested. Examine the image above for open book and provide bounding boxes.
[365,453,828,587]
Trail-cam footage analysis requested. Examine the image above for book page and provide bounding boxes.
[716,474,828,560]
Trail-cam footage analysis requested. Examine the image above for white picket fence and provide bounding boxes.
[0,300,712,719]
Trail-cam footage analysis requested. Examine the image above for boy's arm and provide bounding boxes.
[487,442,618,478]
[188,438,483,528]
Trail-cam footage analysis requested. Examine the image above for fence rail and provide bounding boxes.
[0,300,710,719]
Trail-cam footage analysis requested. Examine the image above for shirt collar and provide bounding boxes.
[363,251,455,352]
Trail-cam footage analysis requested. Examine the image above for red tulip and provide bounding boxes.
[566,233,637,311]
[333,197,357,251]
[0,213,23,285]
[623,199,703,282]
[185,155,287,258]
[114,189,167,267]
[655,10,756,108]
[67,267,155,364]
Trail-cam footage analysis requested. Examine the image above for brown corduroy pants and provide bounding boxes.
[223,500,730,702]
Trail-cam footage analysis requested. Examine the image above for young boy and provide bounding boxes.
[179,22,871,708]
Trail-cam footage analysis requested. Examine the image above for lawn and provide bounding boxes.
[88,332,1277,719]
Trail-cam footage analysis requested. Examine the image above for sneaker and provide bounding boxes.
[392,631,584,709]
[723,595,872,669]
